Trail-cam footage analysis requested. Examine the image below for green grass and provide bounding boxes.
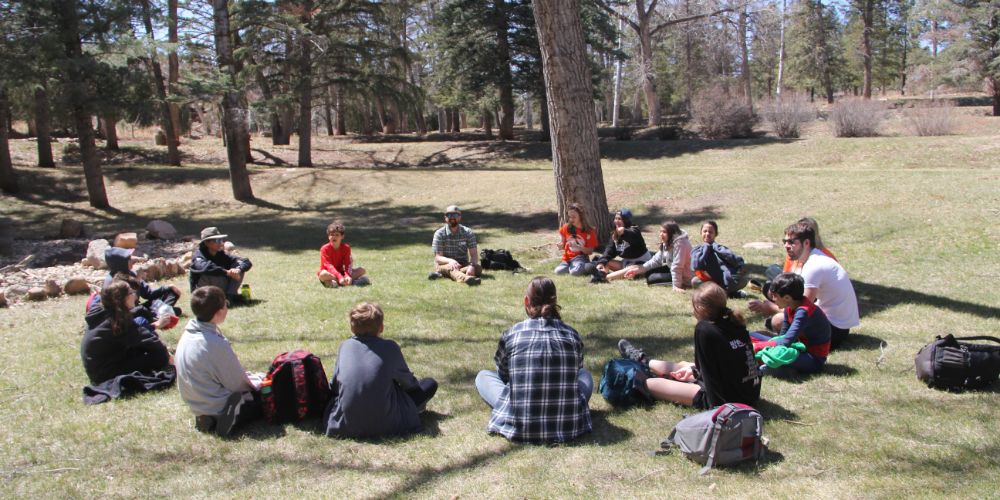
[2,114,1000,497]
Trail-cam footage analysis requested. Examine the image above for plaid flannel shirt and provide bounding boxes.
[431,224,477,264]
[487,318,592,443]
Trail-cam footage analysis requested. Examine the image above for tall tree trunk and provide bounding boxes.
[168,0,182,140]
[0,87,18,194]
[482,107,493,137]
[493,0,515,139]
[451,108,460,132]
[375,97,395,134]
[612,16,625,127]
[57,0,108,208]
[140,0,181,166]
[34,86,55,167]
[297,3,313,168]
[533,0,611,240]
[776,0,786,98]
[992,77,1000,117]
[738,7,752,110]
[525,93,533,129]
[102,112,120,150]
[438,108,446,133]
[212,0,253,201]
[335,87,346,135]
[637,13,660,126]
[860,0,873,99]
[539,92,550,140]
[323,85,334,136]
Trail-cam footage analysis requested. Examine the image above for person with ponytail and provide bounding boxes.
[617,282,761,409]
[475,277,593,442]
[81,281,172,385]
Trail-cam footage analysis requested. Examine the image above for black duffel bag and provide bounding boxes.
[915,335,1000,391]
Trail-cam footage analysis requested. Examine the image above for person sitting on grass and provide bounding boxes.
[475,277,593,443]
[764,216,838,281]
[104,246,182,315]
[429,204,482,286]
[690,220,749,298]
[591,208,651,283]
[188,227,253,305]
[317,221,369,288]
[324,302,437,439]
[81,281,173,386]
[615,220,692,290]
[554,202,599,276]
[618,282,762,409]
[749,273,831,375]
[175,286,263,437]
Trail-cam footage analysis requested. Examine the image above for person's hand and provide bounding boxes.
[340,276,352,286]
[623,265,640,278]
[748,299,767,313]
[568,240,581,252]
[448,260,461,271]
[226,268,242,280]
[154,314,178,330]
[669,365,695,382]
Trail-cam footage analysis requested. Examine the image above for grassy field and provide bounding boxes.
[2,108,999,498]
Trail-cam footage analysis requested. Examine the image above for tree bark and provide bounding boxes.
[323,85,334,136]
[612,16,624,127]
[335,87,346,135]
[533,0,612,239]
[56,0,108,208]
[212,0,254,201]
[539,92,550,140]
[0,86,18,194]
[776,0,786,98]
[297,2,313,168]
[438,108,446,133]
[102,112,120,150]
[140,0,181,166]
[481,107,493,137]
[34,86,55,167]
[168,0,182,140]
[450,108,460,132]
[738,7,752,110]
[493,0,515,139]
[860,0,873,99]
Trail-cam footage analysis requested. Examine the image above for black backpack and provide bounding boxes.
[480,248,522,271]
[915,335,1000,391]
[260,350,332,424]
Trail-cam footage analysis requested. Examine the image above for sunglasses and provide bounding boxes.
[782,238,800,244]
[445,212,461,218]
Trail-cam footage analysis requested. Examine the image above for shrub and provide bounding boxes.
[829,98,886,137]
[762,95,815,138]
[906,100,957,136]
[691,86,756,139]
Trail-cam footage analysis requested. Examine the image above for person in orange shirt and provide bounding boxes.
[554,203,599,276]
[318,221,369,287]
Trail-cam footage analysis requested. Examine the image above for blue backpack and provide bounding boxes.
[599,358,652,407]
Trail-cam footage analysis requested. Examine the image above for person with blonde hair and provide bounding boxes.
[618,282,761,408]
[324,302,437,438]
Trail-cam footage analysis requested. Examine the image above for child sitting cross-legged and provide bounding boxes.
[318,221,369,288]
[324,302,437,439]
[749,273,831,375]
[175,286,263,437]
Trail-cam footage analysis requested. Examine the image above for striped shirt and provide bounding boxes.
[487,318,592,443]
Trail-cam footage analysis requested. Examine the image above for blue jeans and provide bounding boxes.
[554,255,593,276]
[475,369,594,408]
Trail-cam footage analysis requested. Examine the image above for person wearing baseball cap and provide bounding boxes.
[188,227,253,303]
[429,205,482,285]
[102,245,182,317]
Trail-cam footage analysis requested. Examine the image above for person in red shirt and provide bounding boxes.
[554,203,599,276]
[317,222,369,287]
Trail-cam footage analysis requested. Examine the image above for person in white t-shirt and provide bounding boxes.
[749,222,859,348]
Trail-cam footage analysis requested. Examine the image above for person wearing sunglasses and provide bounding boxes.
[430,205,482,286]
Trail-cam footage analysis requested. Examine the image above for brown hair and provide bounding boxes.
[191,286,227,322]
[113,272,141,291]
[784,222,816,248]
[525,276,560,320]
[691,282,746,326]
[100,281,134,336]
[327,221,346,236]
[797,216,825,249]
[567,203,590,232]
[661,220,682,249]
[349,302,384,336]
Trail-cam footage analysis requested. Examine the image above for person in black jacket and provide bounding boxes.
[104,247,182,315]
[81,281,173,385]
[592,208,651,283]
[188,227,252,303]
[617,282,762,409]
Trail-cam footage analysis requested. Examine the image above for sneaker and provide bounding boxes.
[618,339,648,364]
[195,415,216,433]
[353,276,370,286]
[215,391,245,437]
[465,276,481,286]
[749,278,765,293]
[427,271,442,280]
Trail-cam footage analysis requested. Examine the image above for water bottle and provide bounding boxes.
[239,284,252,301]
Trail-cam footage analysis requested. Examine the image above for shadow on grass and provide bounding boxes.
[770,363,859,385]
[754,399,800,421]
[375,441,520,497]
[835,333,884,352]
[572,409,633,445]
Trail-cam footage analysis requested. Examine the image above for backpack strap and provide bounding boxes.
[950,336,1000,344]
[292,359,308,419]
[699,404,732,476]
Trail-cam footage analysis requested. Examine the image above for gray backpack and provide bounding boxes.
[661,403,766,475]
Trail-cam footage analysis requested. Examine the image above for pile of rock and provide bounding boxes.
[1,219,195,308]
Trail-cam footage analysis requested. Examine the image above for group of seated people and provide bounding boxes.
[79,206,860,443]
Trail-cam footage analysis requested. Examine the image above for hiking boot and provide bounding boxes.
[427,271,442,280]
[749,278,765,293]
[618,339,648,365]
[465,276,481,286]
[215,391,245,437]
[353,276,371,286]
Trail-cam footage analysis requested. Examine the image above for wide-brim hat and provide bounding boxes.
[200,227,228,242]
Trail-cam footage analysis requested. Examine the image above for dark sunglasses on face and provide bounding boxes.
[782,238,800,244]
[446,212,460,218]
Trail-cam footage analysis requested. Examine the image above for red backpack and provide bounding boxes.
[260,350,332,424]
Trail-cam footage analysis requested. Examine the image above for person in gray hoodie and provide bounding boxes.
[618,221,692,291]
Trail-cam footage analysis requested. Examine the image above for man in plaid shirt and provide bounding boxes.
[430,205,482,285]
[475,277,593,442]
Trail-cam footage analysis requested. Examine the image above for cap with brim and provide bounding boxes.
[445,204,461,214]
[200,227,228,241]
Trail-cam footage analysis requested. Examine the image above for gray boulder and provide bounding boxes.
[146,220,178,240]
